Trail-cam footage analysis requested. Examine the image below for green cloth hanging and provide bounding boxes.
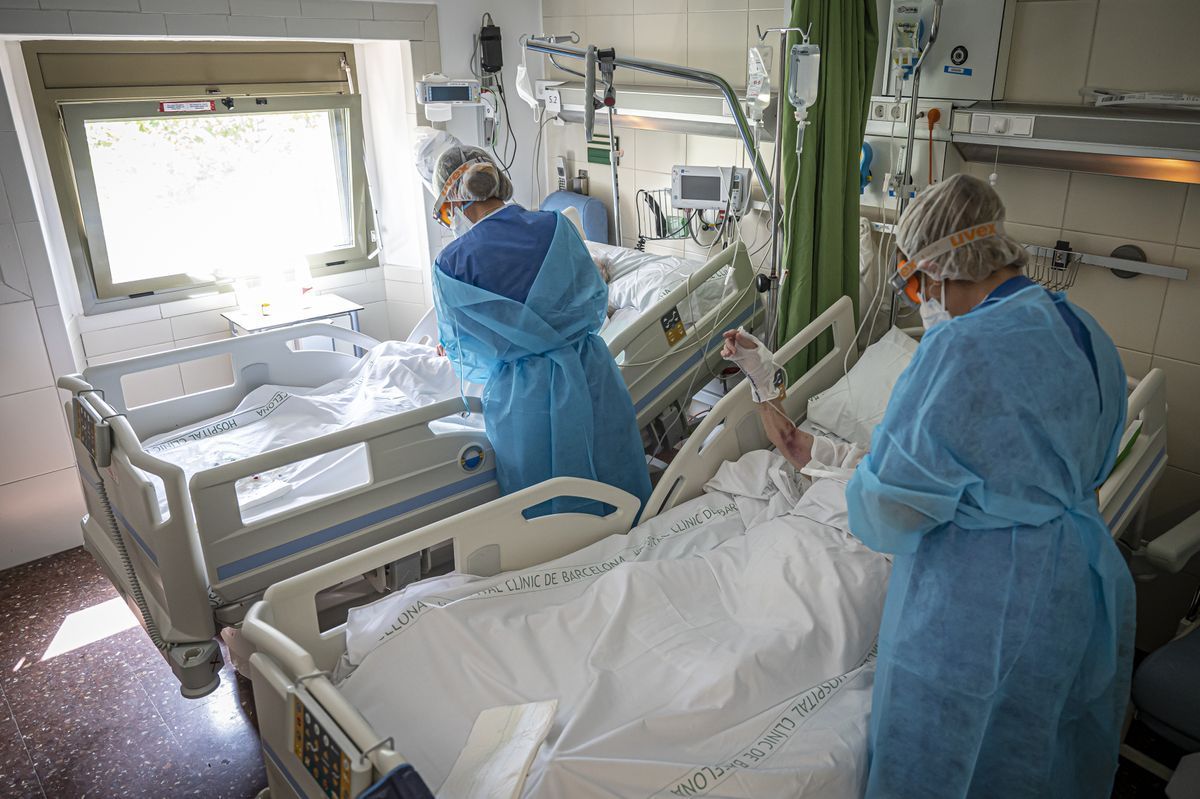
[776,0,878,375]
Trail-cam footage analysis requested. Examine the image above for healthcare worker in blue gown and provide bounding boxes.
[850,174,1134,797]
[722,173,1134,798]
[414,130,651,516]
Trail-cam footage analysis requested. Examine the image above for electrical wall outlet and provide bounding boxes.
[869,99,909,124]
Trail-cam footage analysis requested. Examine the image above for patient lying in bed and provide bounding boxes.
[335,430,886,798]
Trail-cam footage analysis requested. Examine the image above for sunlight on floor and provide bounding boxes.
[41,596,138,661]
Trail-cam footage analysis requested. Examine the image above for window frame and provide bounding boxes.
[60,93,374,300]
[22,40,377,313]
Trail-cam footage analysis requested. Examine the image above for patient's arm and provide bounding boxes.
[758,399,814,470]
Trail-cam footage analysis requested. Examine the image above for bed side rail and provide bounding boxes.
[642,295,857,521]
[242,477,640,674]
[1101,367,1168,539]
[606,241,746,356]
[69,322,381,436]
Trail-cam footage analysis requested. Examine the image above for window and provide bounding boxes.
[24,42,376,307]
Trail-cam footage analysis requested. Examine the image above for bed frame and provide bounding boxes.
[57,242,758,698]
[240,294,1169,798]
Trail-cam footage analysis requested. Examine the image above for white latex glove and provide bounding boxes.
[721,328,785,402]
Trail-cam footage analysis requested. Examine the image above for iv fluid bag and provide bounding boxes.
[746,45,772,121]
[788,43,820,112]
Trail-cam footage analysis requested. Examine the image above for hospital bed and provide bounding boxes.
[57,241,758,697]
[240,295,1169,798]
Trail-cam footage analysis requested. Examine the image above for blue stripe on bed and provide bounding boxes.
[79,471,159,565]
[1108,448,1165,533]
[215,468,498,582]
[634,305,755,414]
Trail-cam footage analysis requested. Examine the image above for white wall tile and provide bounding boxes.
[36,304,78,378]
[14,221,55,308]
[1154,247,1200,365]
[966,163,1070,228]
[85,340,175,366]
[359,299,388,340]
[633,14,686,86]
[299,0,372,19]
[383,264,423,284]
[229,14,287,35]
[0,175,13,224]
[384,279,425,304]
[168,309,229,340]
[690,0,747,10]
[40,0,138,9]
[636,0,684,11]
[1177,186,1200,249]
[327,280,386,305]
[587,14,634,63]
[685,134,743,169]
[1065,232,1172,353]
[165,14,232,36]
[0,283,25,303]
[1005,222,1062,248]
[1087,0,1200,94]
[1063,172,1188,244]
[0,223,30,299]
[0,387,74,485]
[311,268,367,290]
[142,0,230,13]
[359,19,423,39]
[386,299,429,339]
[0,9,71,34]
[178,340,235,395]
[634,129,685,174]
[82,318,174,358]
[0,1,38,8]
[119,363,184,408]
[0,301,53,396]
[542,0,586,16]
[0,468,84,572]
[76,303,162,333]
[230,0,298,15]
[157,291,237,319]
[1004,0,1097,105]
[1150,355,1200,473]
[0,133,37,224]
[1146,465,1200,538]
[592,0,633,13]
[1117,347,1152,381]
[371,3,430,22]
[284,15,360,36]
[687,11,749,87]
[68,10,168,35]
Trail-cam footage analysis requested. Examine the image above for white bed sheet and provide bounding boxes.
[337,449,889,798]
[139,341,483,523]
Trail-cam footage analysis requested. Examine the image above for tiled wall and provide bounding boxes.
[539,0,1200,542]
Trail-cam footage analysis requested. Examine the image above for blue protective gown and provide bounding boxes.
[847,277,1135,798]
[432,204,651,516]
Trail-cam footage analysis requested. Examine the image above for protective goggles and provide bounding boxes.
[432,159,494,228]
[889,220,1006,306]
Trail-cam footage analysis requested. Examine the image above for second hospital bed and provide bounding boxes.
[240,295,1169,799]
[58,240,760,696]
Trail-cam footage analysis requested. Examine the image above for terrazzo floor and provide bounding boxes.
[0,547,265,798]
[0,546,1180,798]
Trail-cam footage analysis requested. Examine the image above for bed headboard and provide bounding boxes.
[642,296,857,521]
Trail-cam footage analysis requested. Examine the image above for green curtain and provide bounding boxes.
[775,0,879,374]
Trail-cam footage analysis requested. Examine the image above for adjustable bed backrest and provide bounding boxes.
[77,322,379,439]
[642,295,858,521]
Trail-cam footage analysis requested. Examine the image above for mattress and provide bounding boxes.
[139,341,483,523]
[336,450,889,797]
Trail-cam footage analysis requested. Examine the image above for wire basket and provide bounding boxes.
[635,188,691,249]
[1024,244,1082,292]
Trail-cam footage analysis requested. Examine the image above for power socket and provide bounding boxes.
[869,100,909,124]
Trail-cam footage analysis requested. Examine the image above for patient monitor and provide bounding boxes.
[671,165,752,214]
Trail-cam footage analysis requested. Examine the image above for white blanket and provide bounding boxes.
[140,341,482,522]
[338,450,889,797]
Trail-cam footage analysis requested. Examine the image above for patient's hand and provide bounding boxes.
[720,329,759,359]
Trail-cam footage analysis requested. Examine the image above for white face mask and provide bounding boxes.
[451,207,474,238]
[919,275,953,329]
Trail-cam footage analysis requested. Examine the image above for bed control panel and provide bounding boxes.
[661,306,686,346]
[72,396,112,468]
[291,688,371,799]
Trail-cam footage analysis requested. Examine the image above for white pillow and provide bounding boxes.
[805,327,918,447]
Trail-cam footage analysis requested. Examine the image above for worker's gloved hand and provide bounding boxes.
[721,328,785,403]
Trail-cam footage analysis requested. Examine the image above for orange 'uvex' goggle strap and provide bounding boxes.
[433,159,490,227]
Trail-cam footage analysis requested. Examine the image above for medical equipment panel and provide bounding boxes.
[670,165,752,213]
[292,687,372,799]
[880,0,1015,101]
[414,74,481,121]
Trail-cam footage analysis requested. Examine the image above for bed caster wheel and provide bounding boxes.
[169,640,224,698]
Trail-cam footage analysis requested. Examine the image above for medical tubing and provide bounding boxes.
[91,456,168,651]
[523,39,771,198]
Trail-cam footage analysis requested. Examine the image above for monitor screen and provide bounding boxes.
[679,174,722,202]
[426,84,473,103]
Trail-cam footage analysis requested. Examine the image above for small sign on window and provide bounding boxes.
[158,101,216,113]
